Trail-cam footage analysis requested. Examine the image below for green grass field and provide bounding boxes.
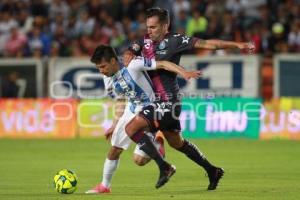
[0,138,299,200]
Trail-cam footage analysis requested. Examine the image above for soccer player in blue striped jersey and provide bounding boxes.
[89,45,201,189]
[86,49,167,194]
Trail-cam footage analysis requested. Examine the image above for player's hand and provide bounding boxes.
[104,125,115,141]
[182,70,202,81]
[237,42,255,54]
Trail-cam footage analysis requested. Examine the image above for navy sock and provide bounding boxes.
[178,139,213,172]
[131,131,169,171]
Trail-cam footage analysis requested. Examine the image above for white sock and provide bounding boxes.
[101,158,119,188]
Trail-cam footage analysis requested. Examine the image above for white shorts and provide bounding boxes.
[111,105,149,158]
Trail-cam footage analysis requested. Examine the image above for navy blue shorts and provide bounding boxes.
[139,101,181,133]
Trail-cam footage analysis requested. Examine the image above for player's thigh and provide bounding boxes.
[158,101,182,132]
[125,114,150,136]
[111,111,135,150]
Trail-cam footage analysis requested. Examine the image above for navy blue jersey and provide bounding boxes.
[132,33,198,101]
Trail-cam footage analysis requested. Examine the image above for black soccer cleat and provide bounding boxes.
[155,165,176,189]
[207,167,224,190]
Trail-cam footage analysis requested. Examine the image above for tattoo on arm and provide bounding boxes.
[195,39,221,50]
[215,41,222,50]
[195,39,207,48]
[195,39,235,50]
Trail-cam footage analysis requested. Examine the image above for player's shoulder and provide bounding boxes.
[128,56,143,65]
[168,33,186,39]
[127,57,143,69]
[165,33,190,44]
[128,56,154,70]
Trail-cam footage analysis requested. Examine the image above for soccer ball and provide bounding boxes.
[53,169,78,194]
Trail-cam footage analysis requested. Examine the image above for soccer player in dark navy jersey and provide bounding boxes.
[125,7,255,190]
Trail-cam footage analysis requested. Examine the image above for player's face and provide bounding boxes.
[122,50,134,67]
[146,16,168,41]
[96,58,117,77]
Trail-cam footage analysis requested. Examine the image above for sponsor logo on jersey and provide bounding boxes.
[159,41,166,50]
[182,36,190,44]
[144,38,153,49]
[144,58,152,67]
[123,72,132,82]
[144,43,151,49]
[156,50,167,55]
[143,109,150,115]
[131,43,141,52]
[144,39,152,43]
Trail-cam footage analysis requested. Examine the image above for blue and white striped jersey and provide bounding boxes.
[104,57,157,114]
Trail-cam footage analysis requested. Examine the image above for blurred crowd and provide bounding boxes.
[0,0,300,58]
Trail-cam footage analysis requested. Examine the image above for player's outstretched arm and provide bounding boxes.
[156,61,202,81]
[194,39,255,53]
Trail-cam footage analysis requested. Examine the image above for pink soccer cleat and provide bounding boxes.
[155,131,165,158]
[85,183,111,194]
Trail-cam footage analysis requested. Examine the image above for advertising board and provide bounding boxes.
[181,97,261,138]
[0,99,77,138]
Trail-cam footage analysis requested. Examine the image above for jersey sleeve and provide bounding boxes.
[127,57,157,71]
[170,34,198,53]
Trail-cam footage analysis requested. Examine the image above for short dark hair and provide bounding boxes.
[146,7,169,25]
[90,45,118,64]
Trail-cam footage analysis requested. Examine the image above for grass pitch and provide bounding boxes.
[0,138,299,200]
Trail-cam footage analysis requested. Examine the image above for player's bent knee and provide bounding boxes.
[133,154,151,166]
[134,159,147,166]
[107,146,123,160]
